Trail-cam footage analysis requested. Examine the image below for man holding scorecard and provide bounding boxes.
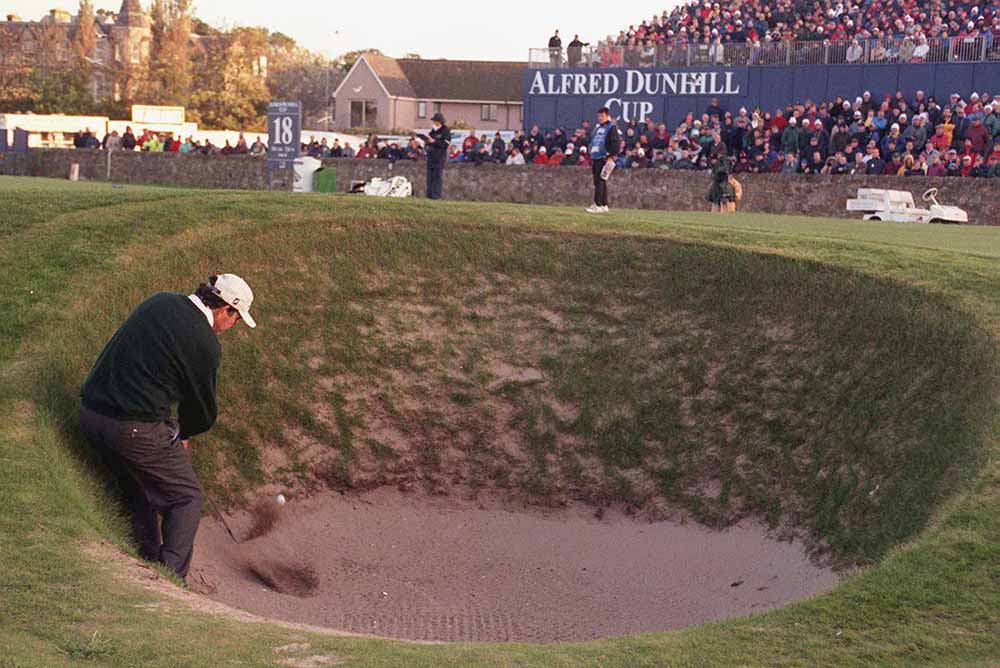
[586,106,621,214]
[417,112,451,200]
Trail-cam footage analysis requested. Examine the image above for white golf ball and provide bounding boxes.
[276,493,286,506]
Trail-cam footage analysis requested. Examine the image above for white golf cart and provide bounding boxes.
[846,187,969,224]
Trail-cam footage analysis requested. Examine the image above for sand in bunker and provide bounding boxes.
[190,488,839,642]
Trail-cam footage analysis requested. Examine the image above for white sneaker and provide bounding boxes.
[601,205,610,213]
[585,204,602,213]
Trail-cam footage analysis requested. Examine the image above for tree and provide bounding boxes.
[191,17,218,36]
[146,0,193,105]
[28,69,94,114]
[149,0,166,57]
[266,33,342,129]
[72,0,96,61]
[29,19,92,113]
[189,28,270,130]
[335,48,381,72]
[268,31,296,52]
[68,0,97,104]
[268,58,342,129]
[0,26,34,109]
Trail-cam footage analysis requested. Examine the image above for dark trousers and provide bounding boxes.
[426,163,444,200]
[592,159,609,206]
[79,406,204,579]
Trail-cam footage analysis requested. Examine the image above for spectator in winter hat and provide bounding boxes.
[944,150,962,176]
[878,123,899,156]
[902,115,928,153]
[960,155,974,177]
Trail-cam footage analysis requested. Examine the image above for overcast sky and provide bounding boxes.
[8,0,679,61]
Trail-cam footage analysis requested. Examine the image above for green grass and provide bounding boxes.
[1,175,999,667]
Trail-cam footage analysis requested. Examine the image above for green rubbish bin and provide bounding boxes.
[313,167,337,193]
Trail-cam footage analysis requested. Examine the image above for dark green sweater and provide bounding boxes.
[82,292,221,439]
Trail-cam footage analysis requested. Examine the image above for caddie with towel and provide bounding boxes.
[79,274,256,581]
[586,106,622,214]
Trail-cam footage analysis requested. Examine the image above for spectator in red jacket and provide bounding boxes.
[929,125,951,153]
[966,118,991,155]
[960,155,974,176]
[925,152,946,177]
[960,138,979,161]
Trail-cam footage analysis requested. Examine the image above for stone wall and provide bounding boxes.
[322,158,999,225]
[0,149,292,190]
[1,149,996,224]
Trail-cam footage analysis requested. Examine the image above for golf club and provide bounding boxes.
[167,425,241,545]
[204,491,240,544]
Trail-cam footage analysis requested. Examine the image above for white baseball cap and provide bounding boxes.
[212,273,256,328]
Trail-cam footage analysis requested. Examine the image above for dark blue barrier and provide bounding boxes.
[524,62,1000,129]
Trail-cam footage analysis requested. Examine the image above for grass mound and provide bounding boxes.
[35,221,996,564]
[1,177,998,667]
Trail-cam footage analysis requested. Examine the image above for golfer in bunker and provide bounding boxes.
[79,274,256,582]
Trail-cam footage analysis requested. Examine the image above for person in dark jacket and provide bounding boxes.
[75,128,99,149]
[79,274,256,581]
[548,30,562,67]
[490,132,507,163]
[421,113,451,199]
[567,35,587,66]
[121,126,137,151]
[586,106,622,213]
[706,154,736,211]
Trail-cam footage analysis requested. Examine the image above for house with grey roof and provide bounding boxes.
[332,53,526,132]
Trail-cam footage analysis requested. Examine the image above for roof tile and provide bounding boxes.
[397,58,527,101]
[358,55,526,102]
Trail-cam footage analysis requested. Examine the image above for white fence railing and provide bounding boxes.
[530,36,999,68]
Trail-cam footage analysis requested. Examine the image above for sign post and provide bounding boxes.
[267,101,302,187]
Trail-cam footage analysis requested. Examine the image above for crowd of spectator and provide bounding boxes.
[79,127,268,156]
[73,88,1000,178]
[543,0,1000,66]
[508,91,1000,177]
[353,91,1000,178]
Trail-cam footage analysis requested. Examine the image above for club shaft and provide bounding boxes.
[204,491,240,544]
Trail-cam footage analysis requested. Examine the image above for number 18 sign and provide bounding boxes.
[267,100,302,169]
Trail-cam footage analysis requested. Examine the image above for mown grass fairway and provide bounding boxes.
[0,175,998,666]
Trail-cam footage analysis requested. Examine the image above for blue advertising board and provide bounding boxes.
[526,67,749,125]
[523,62,1000,130]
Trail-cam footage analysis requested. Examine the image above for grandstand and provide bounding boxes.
[523,1,1000,176]
[533,0,1000,67]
